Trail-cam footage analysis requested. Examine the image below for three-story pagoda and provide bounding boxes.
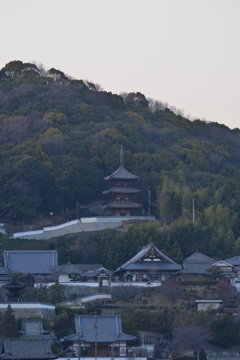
[103,147,142,216]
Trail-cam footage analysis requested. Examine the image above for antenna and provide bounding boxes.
[120,145,123,166]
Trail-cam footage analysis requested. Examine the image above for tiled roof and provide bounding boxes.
[1,338,57,359]
[223,256,240,266]
[180,251,215,274]
[65,315,135,342]
[104,201,142,209]
[55,263,102,274]
[2,250,58,275]
[115,244,181,274]
[102,186,140,195]
[104,165,138,181]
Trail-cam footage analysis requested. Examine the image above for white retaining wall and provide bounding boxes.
[0,303,55,310]
[13,216,155,240]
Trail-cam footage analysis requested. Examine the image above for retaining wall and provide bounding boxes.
[13,216,155,240]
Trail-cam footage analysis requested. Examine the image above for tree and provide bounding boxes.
[1,304,19,338]
[160,282,183,304]
[172,326,210,360]
[211,316,239,347]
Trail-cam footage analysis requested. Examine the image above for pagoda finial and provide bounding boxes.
[120,145,124,166]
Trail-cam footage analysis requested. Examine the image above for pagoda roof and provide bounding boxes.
[104,165,138,181]
[115,243,181,274]
[104,201,142,209]
[102,186,140,195]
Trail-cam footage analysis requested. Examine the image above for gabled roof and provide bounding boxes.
[1,250,58,275]
[115,244,181,274]
[1,338,57,359]
[212,260,233,268]
[64,315,135,342]
[180,251,215,274]
[104,165,138,181]
[223,256,240,266]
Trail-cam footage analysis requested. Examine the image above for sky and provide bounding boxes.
[1,0,240,129]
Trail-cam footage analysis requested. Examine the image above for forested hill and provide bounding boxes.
[1,60,240,260]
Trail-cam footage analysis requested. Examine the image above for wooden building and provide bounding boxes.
[103,146,141,216]
[176,251,215,281]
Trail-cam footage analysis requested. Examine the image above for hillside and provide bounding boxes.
[1,60,240,263]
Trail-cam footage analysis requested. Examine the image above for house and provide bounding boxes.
[1,338,57,360]
[222,256,240,275]
[55,261,103,283]
[211,260,234,278]
[63,314,135,357]
[0,251,107,285]
[176,251,215,281]
[195,299,222,311]
[114,244,181,281]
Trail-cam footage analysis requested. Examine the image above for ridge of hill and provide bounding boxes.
[1,60,240,263]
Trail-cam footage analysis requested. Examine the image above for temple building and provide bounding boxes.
[114,243,181,281]
[103,146,142,216]
[63,314,135,357]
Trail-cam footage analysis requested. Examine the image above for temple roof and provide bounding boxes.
[104,201,142,209]
[104,165,138,181]
[115,244,181,274]
[1,250,58,275]
[64,315,135,343]
[102,186,140,195]
[1,338,57,359]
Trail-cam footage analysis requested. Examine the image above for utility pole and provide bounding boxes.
[76,201,79,220]
[94,308,98,360]
[148,190,151,216]
[192,198,195,223]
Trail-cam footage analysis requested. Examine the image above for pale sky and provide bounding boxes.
[1,0,240,129]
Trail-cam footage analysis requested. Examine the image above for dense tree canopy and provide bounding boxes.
[1,60,240,262]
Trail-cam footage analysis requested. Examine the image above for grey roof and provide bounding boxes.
[103,186,140,195]
[104,165,138,181]
[104,201,142,209]
[1,250,58,275]
[223,256,240,266]
[115,244,181,274]
[1,338,57,359]
[180,251,215,274]
[0,266,8,275]
[56,263,102,275]
[21,319,48,336]
[65,315,135,342]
